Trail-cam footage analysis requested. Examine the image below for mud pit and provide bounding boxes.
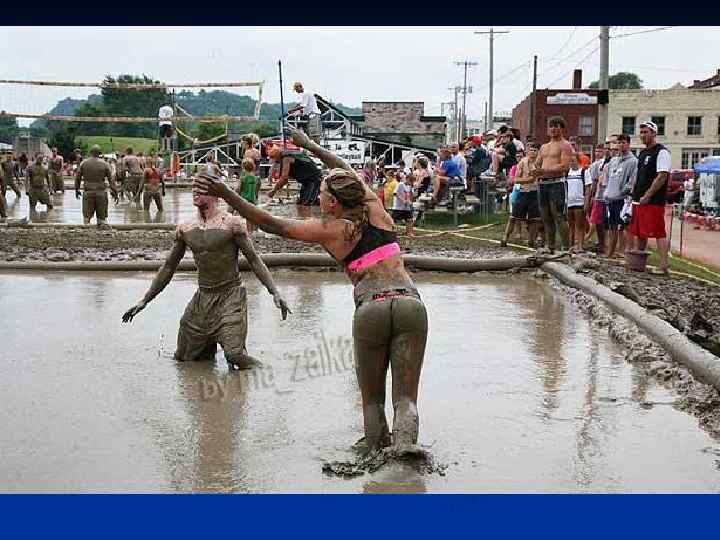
[1,188,301,225]
[1,271,719,493]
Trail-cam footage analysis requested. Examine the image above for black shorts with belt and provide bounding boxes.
[296,176,321,206]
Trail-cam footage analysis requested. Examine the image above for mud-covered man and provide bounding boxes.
[75,144,118,226]
[49,147,65,193]
[121,147,144,201]
[2,153,22,200]
[531,115,573,253]
[122,172,291,370]
[25,154,54,216]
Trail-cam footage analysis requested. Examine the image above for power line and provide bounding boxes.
[545,45,601,88]
[546,26,578,63]
[541,35,597,71]
[611,26,677,39]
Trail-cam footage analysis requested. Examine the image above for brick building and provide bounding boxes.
[512,70,600,155]
[359,101,446,150]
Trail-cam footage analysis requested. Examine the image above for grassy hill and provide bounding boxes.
[77,136,157,155]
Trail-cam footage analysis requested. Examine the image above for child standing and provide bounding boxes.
[565,153,592,252]
[392,173,415,237]
[236,158,260,233]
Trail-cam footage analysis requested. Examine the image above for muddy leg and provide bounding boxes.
[353,301,392,451]
[389,297,428,448]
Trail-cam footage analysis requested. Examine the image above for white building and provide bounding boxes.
[608,85,720,169]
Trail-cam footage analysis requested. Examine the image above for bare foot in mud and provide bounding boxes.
[323,441,445,478]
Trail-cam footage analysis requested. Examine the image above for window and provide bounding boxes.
[581,144,593,156]
[622,116,636,136]
[713,148,720,156]
[687,116,702,136]
[651,116,666,136]
[578,116,594,136]
[681,148,710,169]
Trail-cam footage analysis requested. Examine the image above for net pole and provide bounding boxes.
[278,60,286,150]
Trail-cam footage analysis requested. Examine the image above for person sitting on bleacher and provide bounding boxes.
[431,147,463,205]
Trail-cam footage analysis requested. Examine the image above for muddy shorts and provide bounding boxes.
[0,190,6,218]
[143,191,164,211]
[297,177,321,206]
[29,188,52,208]
[126,174,142,193]
[511,190,540,220]
[49,170,64,191]
[82,191,109,220]
[160,124,174,138]
[175,281,248,363]
[537,179,567,219]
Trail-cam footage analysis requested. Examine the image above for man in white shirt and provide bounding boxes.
[288,82,322,143]
[450,142,467,188]
[158,104,174,153]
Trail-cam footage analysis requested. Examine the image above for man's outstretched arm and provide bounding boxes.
[235,228,291,320]
[122,234,187,322]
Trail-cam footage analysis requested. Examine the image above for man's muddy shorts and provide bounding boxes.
[49,170,64,191]
[126,174,142,192]
[511,190,540,220]
[82,191,109,220]
[175,281,248,362]
[297,177,321,206]
[160,124,174,138]
[537,179,567,218]
[29,188,52,208]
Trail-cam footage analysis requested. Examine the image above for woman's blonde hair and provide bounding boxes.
[324,168,370,241]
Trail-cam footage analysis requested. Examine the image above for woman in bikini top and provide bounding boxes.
[194,126,428,455]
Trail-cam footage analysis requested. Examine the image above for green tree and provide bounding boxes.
[0,113,19,144]
[47,124,87,160]
[589,72,643,89]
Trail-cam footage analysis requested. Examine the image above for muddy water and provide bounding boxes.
[1,271,719,493]
[2,189,300,224]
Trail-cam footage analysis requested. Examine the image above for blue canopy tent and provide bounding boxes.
[694,156,720,174]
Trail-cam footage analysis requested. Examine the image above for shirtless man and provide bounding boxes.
[122,147,144,201]
[2,153,21,199]
[531,116,573,253]
[501,142,541,247]
[121,174,291,370]
[49,147,65,193]
[138,160,165,211]
[26,154,54,216]
[75,145,119,226]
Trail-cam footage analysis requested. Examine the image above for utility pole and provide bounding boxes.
[455,61,478,141]
[598,26,610,144]
[475,28,510,135]
[530,55,538,140]
[484,101,488,132]
[448,85,462,143]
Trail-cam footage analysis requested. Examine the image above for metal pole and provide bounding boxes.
[278,60,286,149]
[598,26,610,144]
[484,101,488,132]
[462,63,469,141]
[475,28,509,137]
[453,86,460,141]
[530,55,537,140]
[489,29,494,131]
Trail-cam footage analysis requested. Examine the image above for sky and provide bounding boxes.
[1,26,719,124]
